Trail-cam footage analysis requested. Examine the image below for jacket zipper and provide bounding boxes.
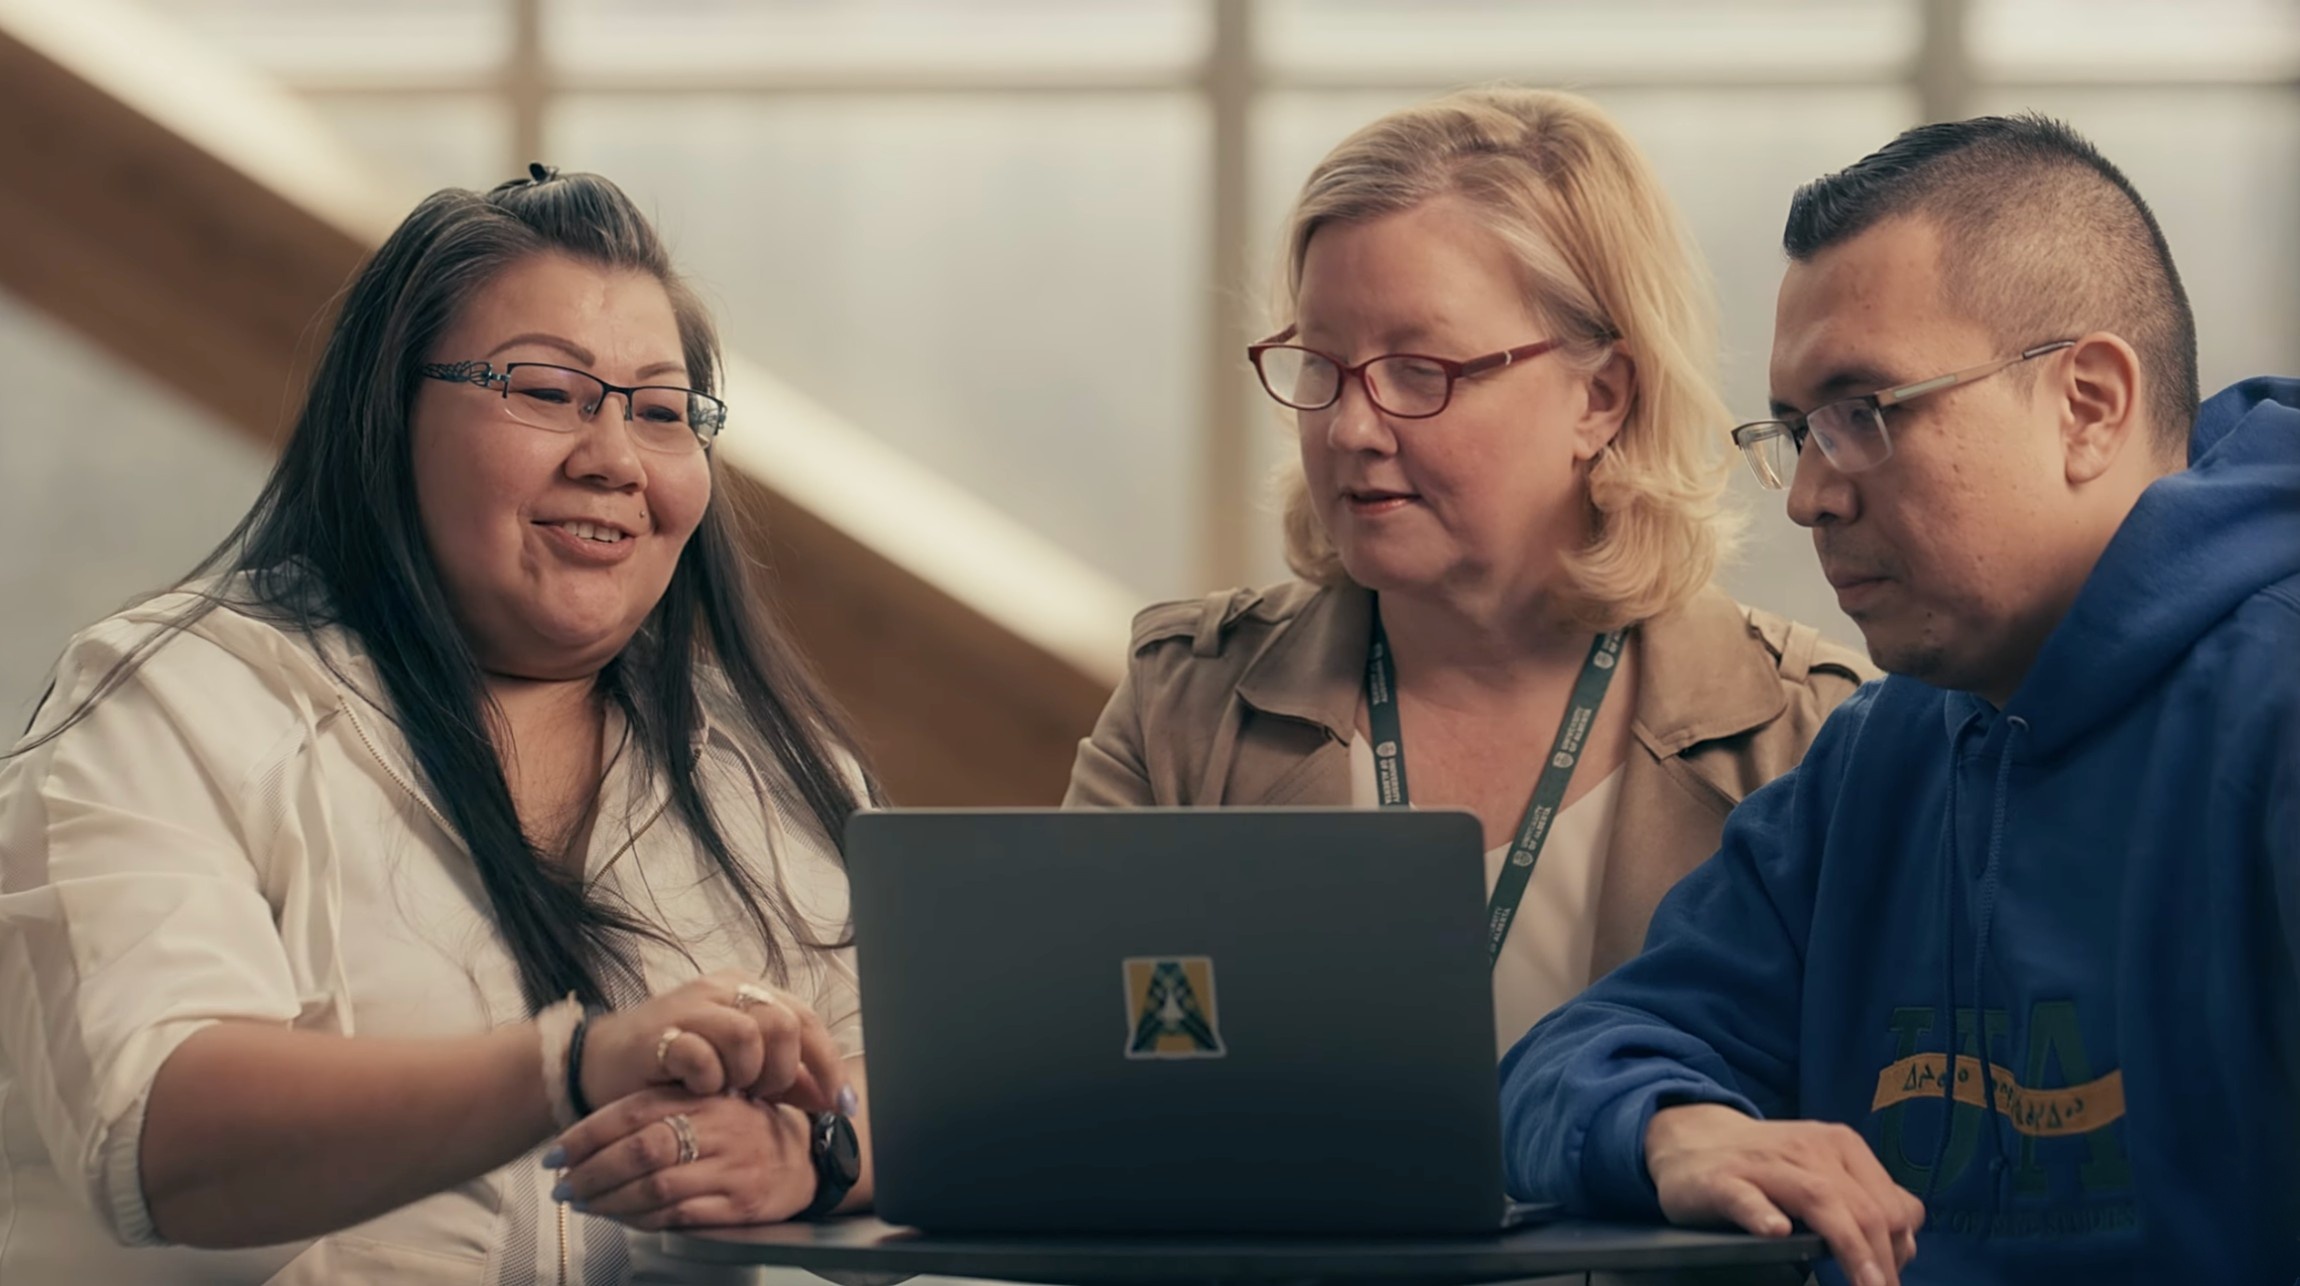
[347,694,575,1283]
[334,697,462,841]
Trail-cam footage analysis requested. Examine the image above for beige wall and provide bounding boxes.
[0,288,265,728]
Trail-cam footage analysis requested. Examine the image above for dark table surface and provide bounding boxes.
[653,1216,1823,1286]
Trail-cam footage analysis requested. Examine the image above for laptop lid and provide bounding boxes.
[847,807,1509,1234]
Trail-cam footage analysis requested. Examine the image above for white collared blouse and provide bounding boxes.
[0,578,863,1285]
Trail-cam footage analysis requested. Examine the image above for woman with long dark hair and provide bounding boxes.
[0,167,875,1283]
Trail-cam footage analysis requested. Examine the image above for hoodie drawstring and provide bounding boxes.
[1922,745,1964,1199]
[1922,713,2026,1224]
[1970,715,2026,1219]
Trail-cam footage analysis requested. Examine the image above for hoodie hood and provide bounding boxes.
[2005,377,2300,756]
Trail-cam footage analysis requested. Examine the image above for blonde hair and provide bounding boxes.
[1273,87,1738,631]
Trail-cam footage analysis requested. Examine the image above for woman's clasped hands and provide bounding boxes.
[577,972,850,1110]
[546,973,854,1231]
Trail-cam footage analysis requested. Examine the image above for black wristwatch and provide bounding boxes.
[797,1110,862,1220]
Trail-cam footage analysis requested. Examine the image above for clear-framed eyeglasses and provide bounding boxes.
[1730,340,2076,489]
[419,360,727,454]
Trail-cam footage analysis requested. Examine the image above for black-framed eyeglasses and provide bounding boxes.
[1245,324,1566,420]
[1730,340,2076,489]
[419,360,727,454]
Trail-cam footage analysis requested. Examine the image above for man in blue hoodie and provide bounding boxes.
[1499,115,2300,1285]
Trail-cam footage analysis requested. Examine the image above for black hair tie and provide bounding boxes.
[565,1009,596,1118]
[527,162,558,184]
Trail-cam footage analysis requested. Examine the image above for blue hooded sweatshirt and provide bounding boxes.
[1499,379,2300,1284]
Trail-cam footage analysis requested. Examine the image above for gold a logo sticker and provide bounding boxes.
[1122,957,1226,1060]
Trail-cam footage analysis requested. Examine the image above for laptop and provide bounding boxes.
[844,807,1557,1236]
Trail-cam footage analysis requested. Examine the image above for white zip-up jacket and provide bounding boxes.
[0,579,864,1284]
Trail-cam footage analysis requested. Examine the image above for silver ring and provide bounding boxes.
[733,983,782,1014]
[654,1026,685,1072]
[664,1112,699,1167]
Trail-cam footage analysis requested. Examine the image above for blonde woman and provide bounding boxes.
[1066,88,1874,1045]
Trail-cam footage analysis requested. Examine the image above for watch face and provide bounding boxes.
[816,1111,863,1184]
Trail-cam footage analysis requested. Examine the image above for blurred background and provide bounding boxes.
[3,0,2295,802]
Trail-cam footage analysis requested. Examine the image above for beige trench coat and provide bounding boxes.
[1065,580,1874,977]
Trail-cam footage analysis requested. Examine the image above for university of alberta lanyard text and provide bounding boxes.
[1365,605,1625,968]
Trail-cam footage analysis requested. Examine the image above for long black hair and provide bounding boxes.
[20,168,877,1012]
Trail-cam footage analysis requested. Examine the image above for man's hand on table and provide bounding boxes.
[1644,1103,1924,1286]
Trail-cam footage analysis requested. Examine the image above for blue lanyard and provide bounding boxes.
[1365,603,1626,968]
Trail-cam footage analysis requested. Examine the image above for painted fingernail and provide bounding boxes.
[552,1179,573,1203]
[541,1146,566,1169]
[836,1084,858,1116]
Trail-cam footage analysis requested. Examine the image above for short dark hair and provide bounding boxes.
[1784,113,2198,455]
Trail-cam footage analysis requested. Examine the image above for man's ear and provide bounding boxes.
[1573,346,1635,462]
[2060,332,2145,485]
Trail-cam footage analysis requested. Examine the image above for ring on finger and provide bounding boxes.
[733,983,783,1014]
[654,1026,685,1072]
[663,1112,700,1167]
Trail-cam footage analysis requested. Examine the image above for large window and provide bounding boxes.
[55,0,2300,636]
